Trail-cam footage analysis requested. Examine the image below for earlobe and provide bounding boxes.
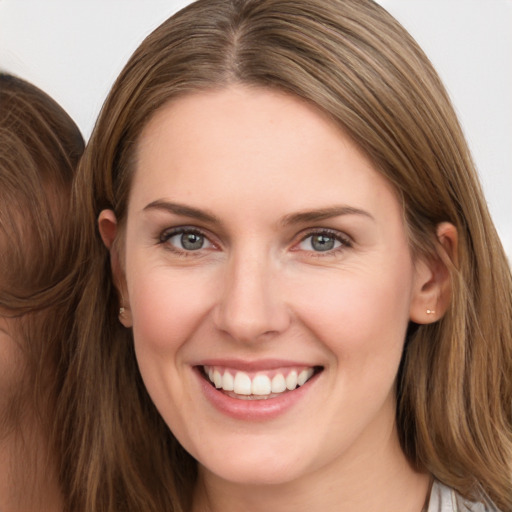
[118,305,133,328]
[98,209,133,328]
[409,222,458,324]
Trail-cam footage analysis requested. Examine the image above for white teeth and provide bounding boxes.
[222,371,234,391]
[213,370,222,389]
[204,366,317,397]
[271,373,287,393]
[298,368,314,386]
[233,372,252,395]
[286,370,298,390]
[252,374,272,395]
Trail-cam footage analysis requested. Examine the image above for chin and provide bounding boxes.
[201,459,305,486]
[192,439,310,486]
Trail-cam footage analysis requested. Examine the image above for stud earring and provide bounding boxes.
[119,307,125,315]
[426,309,436,315]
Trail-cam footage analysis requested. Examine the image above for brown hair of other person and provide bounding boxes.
[0,73,84,506]
[59,1,512,511]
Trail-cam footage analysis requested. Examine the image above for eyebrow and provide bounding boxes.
[281,206,374,226]
[143,200,374,226]
[143,200,220,224]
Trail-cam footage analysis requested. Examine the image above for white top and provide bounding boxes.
[428,481,501,512]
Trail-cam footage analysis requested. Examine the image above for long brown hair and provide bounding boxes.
[0,73,84,505]
[60,1,512,510]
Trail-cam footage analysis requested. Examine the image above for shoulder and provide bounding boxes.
[428,481,502,512]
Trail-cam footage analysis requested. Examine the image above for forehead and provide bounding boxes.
[132,86,400,220]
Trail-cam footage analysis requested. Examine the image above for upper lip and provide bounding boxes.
[194,358,320,372]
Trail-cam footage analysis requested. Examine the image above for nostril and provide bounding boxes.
[212,299,292,343]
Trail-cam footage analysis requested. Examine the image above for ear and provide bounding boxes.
[98,209,132,328]
[409,222,458,324]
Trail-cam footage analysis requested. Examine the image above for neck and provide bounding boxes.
[193,425,430,512]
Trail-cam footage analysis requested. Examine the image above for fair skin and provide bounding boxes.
[100,86,454,512]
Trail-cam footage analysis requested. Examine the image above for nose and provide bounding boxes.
[213,251,291,343]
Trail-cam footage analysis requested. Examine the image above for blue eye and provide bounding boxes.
[161,228,212,251]
[298,232,346,252]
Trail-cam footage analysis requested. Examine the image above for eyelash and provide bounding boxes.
[158,226,216,257]
[294,228,352,257]
[157,226,352,257]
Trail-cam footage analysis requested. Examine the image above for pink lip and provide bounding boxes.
[195,358,314,372]
[193,363,321,421]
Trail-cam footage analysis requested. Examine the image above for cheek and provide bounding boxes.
[125,264,219,430]
[288,263,414,365]
[127,263,218,356]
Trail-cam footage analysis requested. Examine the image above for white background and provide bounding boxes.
[1,1,511,260]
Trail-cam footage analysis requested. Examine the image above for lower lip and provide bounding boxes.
[195,368,319,421]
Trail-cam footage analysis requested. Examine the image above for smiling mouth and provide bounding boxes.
[201,365,323,400]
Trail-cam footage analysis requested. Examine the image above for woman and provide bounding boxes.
[0,73,84,511]
[60,0,512,510]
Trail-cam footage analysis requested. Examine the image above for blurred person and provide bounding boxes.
[0,73,84,511]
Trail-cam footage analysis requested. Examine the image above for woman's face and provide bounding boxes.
[106,86,434,487]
